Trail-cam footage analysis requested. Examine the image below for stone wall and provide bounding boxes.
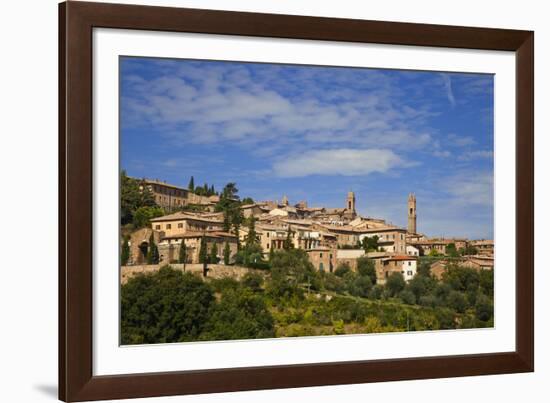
[120,263,254,284]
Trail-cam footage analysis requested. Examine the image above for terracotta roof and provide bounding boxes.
[140,178,189,191]
[161,230,237,240]
[383,255,417,261]
[150,212,223,223]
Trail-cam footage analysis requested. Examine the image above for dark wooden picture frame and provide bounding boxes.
[59,1,534,401]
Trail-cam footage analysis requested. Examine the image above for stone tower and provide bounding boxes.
[408,193,417,234]
[346,191,356,213]
[281,195,289,206]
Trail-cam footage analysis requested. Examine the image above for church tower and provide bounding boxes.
[346,191,356,213]
[408,193,417,234]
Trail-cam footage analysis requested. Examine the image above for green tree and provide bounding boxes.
[479,269,494,297]
[399,289,416,305]
[446,290,468,313]
[188,176,195,191]
[198,237,208,264]
[210,242,219,264]
[356,257,377,284]
[241,197,254,205]
[270,249,316,287]
[475,293,493,321]
[242,272,264,291]
[178,241,187,271]
[121,236,130,266]
[268,244,275,262]
[120,171,157,225]
[428,248,441,257]
[417,261,432,277]
[385,272,406,297]
[200,287,275,341]
[133,205,164,228]
[361,235,379,252]
[146,233,159,264]
[283,228,294,250]
[121,266,214,344]
[244,217,258,248]
[348,275,373,298]
[445,243,459,257]
[460,244,479,256]
[334,263,352,278]
[223,241,231,265]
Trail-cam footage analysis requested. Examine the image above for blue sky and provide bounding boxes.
[120,57,494,239]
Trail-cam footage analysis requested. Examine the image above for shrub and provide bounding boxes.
[334,263,352,278]
[348,275,373,298]
[399,289,416,305]
[121,266,214,344]
[200,287,275,341]
[385,272,406,297]
[475,293,493,321]
[356,257,377,284]
[446,290,468,313]
[242,272,264,291]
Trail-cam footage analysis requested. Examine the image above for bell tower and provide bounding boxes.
[346,191,356,213]
[408,193,417,234]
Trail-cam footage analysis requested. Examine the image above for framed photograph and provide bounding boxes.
[59,1,533,401]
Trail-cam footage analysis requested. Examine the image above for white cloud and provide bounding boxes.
[121,61,440,156]
[458,150,494,161]
[444,171,494,207]
[272,148,406,178]
[448,133,476,147]
[440,73,456,107]
[433,150,451,158]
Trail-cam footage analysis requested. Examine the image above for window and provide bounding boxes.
[320,253,323,258]
[178,223,183,228]
[166,224,171,229]
[408,261,411,266]
[155,225,160,230]
[267,244,270,249]
[408,271,413,276]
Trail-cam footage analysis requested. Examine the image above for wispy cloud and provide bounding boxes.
[440,73,456,107]
[458,150,494,161]
[272,148,410,178]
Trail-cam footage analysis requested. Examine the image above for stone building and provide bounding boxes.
[377,255,418,283]
[127,227,162,265]
[357,226,407,254]
[158,231,238,265]
[407,193,417,234]
[149,212,224,237]
[470,239,494,256]
[335,249,366,271]
[410,238,468,256]
[307,246,337,273]
[430,256,494,280]
[138,178,217,211]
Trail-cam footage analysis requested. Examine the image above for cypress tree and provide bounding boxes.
[147,233,159,264]
[121,236,130,266]
[245,217,258,248]
[198,236,208,264]
[283,229,294,250]
[188,176,194,191]
[178,241,187,271]
[210,242,219,264]
[223,242,231,265]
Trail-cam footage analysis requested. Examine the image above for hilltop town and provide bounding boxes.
[121,175,494,284]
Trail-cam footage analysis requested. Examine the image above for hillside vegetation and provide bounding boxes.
[121,249,493,344]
